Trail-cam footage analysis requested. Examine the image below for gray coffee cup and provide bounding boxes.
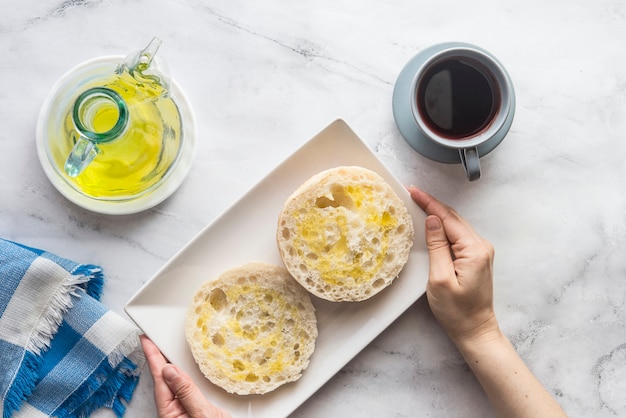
[392,42,515,181]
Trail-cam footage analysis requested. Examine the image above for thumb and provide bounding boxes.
[424,215,455,282]
[162,364,206,414]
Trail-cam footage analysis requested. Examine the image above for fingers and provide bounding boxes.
[408,185,448,218]
[408,185,481,245]
[141,336,232,418]
[161,364,202,409]
[140,335,176,407]
[424,215,456,285]
[162,364,231,418]
[140,335,167,375]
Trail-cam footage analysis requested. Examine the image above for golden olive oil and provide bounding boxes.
[292,184,398,286]
[52,68,182,200]
[87,102,119,133]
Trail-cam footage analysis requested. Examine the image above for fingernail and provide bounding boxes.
[426,216,441,231]
[162,364,178,382]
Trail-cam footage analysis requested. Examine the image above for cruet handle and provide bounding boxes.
[65,137,98,178]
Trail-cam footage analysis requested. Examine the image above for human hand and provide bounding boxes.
[408,186,500,345]
[409,186,569,418]
[140,335,231,418]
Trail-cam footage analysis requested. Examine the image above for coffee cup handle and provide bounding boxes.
[460,147,481,181]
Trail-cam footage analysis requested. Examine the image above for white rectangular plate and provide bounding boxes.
[125,119,428,418]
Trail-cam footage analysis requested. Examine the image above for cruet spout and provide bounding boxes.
[118,37,172,93]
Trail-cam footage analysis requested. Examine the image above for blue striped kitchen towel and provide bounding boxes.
[0,239,145,418]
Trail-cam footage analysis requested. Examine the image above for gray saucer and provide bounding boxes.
[391,42,515,164]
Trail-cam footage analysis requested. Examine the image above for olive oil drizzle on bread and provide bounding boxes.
[185,263,317,395]
[277,166,414,302]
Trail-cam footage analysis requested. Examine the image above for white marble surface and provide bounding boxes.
[1,0,625,417]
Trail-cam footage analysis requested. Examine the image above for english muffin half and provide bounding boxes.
[277,166,414,302]
[185,263,317,395]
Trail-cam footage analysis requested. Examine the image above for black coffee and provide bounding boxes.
[417,58,498,139]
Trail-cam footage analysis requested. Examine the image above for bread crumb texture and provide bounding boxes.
[277,166,414,302]
[185,263,318,395]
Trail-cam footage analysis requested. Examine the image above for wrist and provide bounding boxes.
[450,315,504,354]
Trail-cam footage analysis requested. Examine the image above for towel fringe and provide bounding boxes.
[3,351,40,418]
[106,330,146,377]
[112,373,140,418]
[72,264,105,301]
[26,273,90,355]
[55,357,140,418]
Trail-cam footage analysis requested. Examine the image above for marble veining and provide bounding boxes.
[1,0,625,417]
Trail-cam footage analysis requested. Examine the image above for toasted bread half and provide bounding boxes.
[185,263,317,395]
[277,166,414,302]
